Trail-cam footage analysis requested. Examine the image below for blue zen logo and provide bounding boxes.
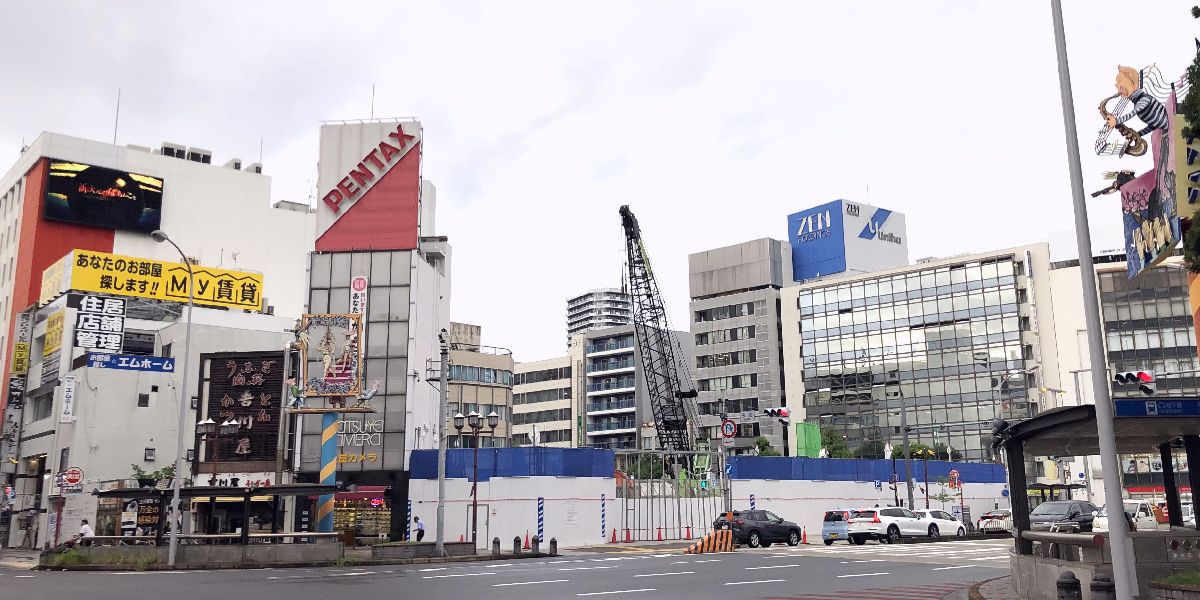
[795,209,833,243]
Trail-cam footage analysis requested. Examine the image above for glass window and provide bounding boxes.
[309,289,330,314]
[391,251,412,285]
[311,253,332,288]
[331,254,352,287]
[370,252,391,285]
[368,287,390,322]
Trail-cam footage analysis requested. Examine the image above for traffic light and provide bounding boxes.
[764,407,790,427]
[1114,370,1156,395]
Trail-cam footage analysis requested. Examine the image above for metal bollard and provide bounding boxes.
[532,535,541,554]
[492,537,501,557]
[513,536,522,555]
[549,537,558,556]
[1089,574,1116,600]
[1056,571,1082,600]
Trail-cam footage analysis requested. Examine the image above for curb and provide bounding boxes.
[35,551,551,572]
[968,576,1007,600]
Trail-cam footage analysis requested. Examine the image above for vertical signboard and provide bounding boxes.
[788,200,845,281]
[203,351,285,466]
[69,294,126,354]
[60,375,76,423]
[41,309,65,386]
[350,276,368,316]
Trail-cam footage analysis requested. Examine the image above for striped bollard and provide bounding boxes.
[405,499,412,540]
[601,494,606,540]
[750,494,756,510]
[537,497,545,541]
[317,411,339,533]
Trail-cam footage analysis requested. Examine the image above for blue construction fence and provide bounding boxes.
[410,447,1005,484]
[729,456,1006,484]
[410,447,615,481]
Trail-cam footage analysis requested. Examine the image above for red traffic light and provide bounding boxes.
[1137,371,1154,383]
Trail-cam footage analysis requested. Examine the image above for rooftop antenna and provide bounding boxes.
[370,84,375,120]
[112,88,121,146]
[258,137,264,164]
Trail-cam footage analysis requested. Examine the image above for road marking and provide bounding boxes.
[746,564,798,570]
[329,572,375,577]
[419,567,448,572]
[932,565,980,570]
[840,560,886,563]
[558,566,617,571]
[670,561,688,564]
[651,553,676,558]
[494,579,570,587]
[490,563,516,567]
[14,575,34,578]
[633,571,694,578]
[725,579,785,586]
[837,572,891,578]
[548,560,572,564]
[103,571,187,575]
[422,572,497,579]
[692,559,721,563]
[970,556,1008,561]
[577,589,657,597]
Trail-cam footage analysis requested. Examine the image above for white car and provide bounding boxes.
[913,509,967,538]
[848,507,928,544]
[1093,500,1158,532]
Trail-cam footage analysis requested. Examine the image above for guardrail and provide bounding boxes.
[1019,529,1105,562]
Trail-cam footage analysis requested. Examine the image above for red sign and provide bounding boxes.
[322,123,415,214]
[351,276,368,292]
[948,469,960,479]
[62,467,84,486]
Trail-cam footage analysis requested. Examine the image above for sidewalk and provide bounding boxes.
[940,576,1017,600]
[0,549,39,570]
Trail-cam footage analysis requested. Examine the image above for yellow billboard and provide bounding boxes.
[11,342,29,375]
[44,310,64,357]
[41,250,264,311]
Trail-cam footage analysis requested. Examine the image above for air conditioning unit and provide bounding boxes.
[223,158,243,170]
[245,162,263,174]
[186,147,212,164]
[160,142,186,158]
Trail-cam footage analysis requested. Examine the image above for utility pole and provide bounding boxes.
[1049,1,1135,596]
[436,330,449,557]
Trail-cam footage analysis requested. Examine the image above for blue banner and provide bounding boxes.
[1114,398,1200,417]
[86,353,175,372]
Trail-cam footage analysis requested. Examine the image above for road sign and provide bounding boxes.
[722,437,735,448]
[86,353,175,373]
[739,410,756,423]
[1001,489,1010,498]
[1115,398,1200,417]
[62,467,83,486]
[874,480,882,490]
[949,468,960,479]
[721,419,737,438]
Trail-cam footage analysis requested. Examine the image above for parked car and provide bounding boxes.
[848,506,927,544]
[1028,500,1098,532]
[713,509,801,548]
[822,508,860,545]
[977,509,1013,534]
[1093,504,1140,533]
[913,509,967,538]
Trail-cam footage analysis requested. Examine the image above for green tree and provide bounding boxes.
[932,443,963,461]
[821,429,851,458]
[631,455,665,479]
[931,477,955,509]
[754,436,782,456]
[891,442,933,459]
[856,440,886,459]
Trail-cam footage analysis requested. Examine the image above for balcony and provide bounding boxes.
[589,439,636,449]
[587,359,634,373]
[587,379,635,395]
[586,420,637,435]
[586,398,637,414]
[586,339,634,354]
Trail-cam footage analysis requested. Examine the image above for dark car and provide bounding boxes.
[1028,500,1099,532]
[712,509,801,548]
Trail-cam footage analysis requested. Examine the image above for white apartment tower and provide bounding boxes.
[566,288,632,346]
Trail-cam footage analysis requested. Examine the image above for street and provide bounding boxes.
[0,539,1011,599]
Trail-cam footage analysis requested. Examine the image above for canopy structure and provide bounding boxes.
[995,404,1200,554]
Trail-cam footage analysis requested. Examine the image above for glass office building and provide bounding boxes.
[783,246,1052,462]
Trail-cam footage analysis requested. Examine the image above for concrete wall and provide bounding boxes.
[44,541,343,568]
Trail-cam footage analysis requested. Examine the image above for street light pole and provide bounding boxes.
[153,230,194,568]
[436,330,449,557]
[1048,2,1135,596]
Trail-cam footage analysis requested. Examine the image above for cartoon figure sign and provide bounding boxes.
[1121,89,1182,280]
[299,314,364,397]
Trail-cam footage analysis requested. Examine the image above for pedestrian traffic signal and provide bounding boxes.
[764,407,790,426]
[1114,370,1156,395]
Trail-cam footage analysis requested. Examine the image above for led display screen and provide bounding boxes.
[44,160,163,233]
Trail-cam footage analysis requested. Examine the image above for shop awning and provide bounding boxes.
[94,483,340,500]
[332,485,390,501]
[190,496,274,504]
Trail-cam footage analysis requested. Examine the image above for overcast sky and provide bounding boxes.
[1,1,1197,361]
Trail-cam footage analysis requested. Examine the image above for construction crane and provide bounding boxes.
[619,205,698,454]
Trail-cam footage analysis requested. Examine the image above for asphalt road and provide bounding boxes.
[0,539,1010,600]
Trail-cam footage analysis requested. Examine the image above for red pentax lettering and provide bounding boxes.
[323,123,415,213]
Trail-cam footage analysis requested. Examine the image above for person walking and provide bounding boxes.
[414,516,426,542]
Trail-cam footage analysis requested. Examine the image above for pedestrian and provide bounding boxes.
[79,519,94,547]
[414,516,426,542]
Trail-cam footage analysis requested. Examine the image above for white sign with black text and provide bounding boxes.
[60,375,76,423]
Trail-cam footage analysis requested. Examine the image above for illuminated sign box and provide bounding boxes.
[44,160,163,233]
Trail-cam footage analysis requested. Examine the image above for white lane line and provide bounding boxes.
[558,566,617,571]
[725,579,785,586]
[746,564,798,570]
[422,572,497,579]
[547,560,572,564]
[103,571,187,575]
[651,553,676,558]
[14,575,35,578]
[577,590,657,597]
[329,572,376,577]
[836,572,891,578]
[692,559,721,563]
[490,564,517,568]
[969,556,1008,561]
[494,579,570,587]
[670,561,689,564]
[932,565,980,571]
[418,567,448,572]
[633,571,694,578]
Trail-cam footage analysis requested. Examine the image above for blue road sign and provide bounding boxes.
[874,480,882,490]
[1114,398,1200,417]
[86,353,175,373]
[1001,489,1010,498]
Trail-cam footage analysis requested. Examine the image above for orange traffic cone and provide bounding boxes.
[458,534,464,542]
[657,527,663,541]
[523,530,531,550]
[610,528,617,543]
[686,525,693,539]
[801,527,808,545]
[624,528,632,543]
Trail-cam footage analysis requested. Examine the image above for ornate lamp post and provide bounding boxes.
[196,417,240,533]
[454,410,500,544]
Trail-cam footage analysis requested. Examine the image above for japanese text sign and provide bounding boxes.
[43,309,65,357]
[69,294,125,354]
[203,351,284,463]
[41,250,264,311]
[86,353,174,372]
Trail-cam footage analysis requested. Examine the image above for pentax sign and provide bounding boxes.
[322,122,416,214]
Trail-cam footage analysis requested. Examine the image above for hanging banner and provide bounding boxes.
[10,312,32,375]
[350,276,368,315]
[60,375,76,423]
[41,250,264,311]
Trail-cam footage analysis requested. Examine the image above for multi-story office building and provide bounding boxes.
[566,289,631,346]
[781,244,1062,463]
[689,238,790,454]
[579,325,692,450]
[445,338,514,449]
[512,356,574,448]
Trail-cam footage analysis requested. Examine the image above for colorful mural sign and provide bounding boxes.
[299,314,364,397]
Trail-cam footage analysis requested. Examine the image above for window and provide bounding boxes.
[123,331,156,356]
[161,343,172,358]
[144,448,156,462]
[137,393,150,407]
[29,394,52,421]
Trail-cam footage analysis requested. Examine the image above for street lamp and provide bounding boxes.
[197,417,240,533]
[455,410,499,545]
[915,447,936,509]
[153,229,195,567]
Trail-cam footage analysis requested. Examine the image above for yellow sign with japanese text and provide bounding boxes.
[11,342,29,375]
[43,250,264,311]
[44,310,64,357]
[39,253,72,306]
